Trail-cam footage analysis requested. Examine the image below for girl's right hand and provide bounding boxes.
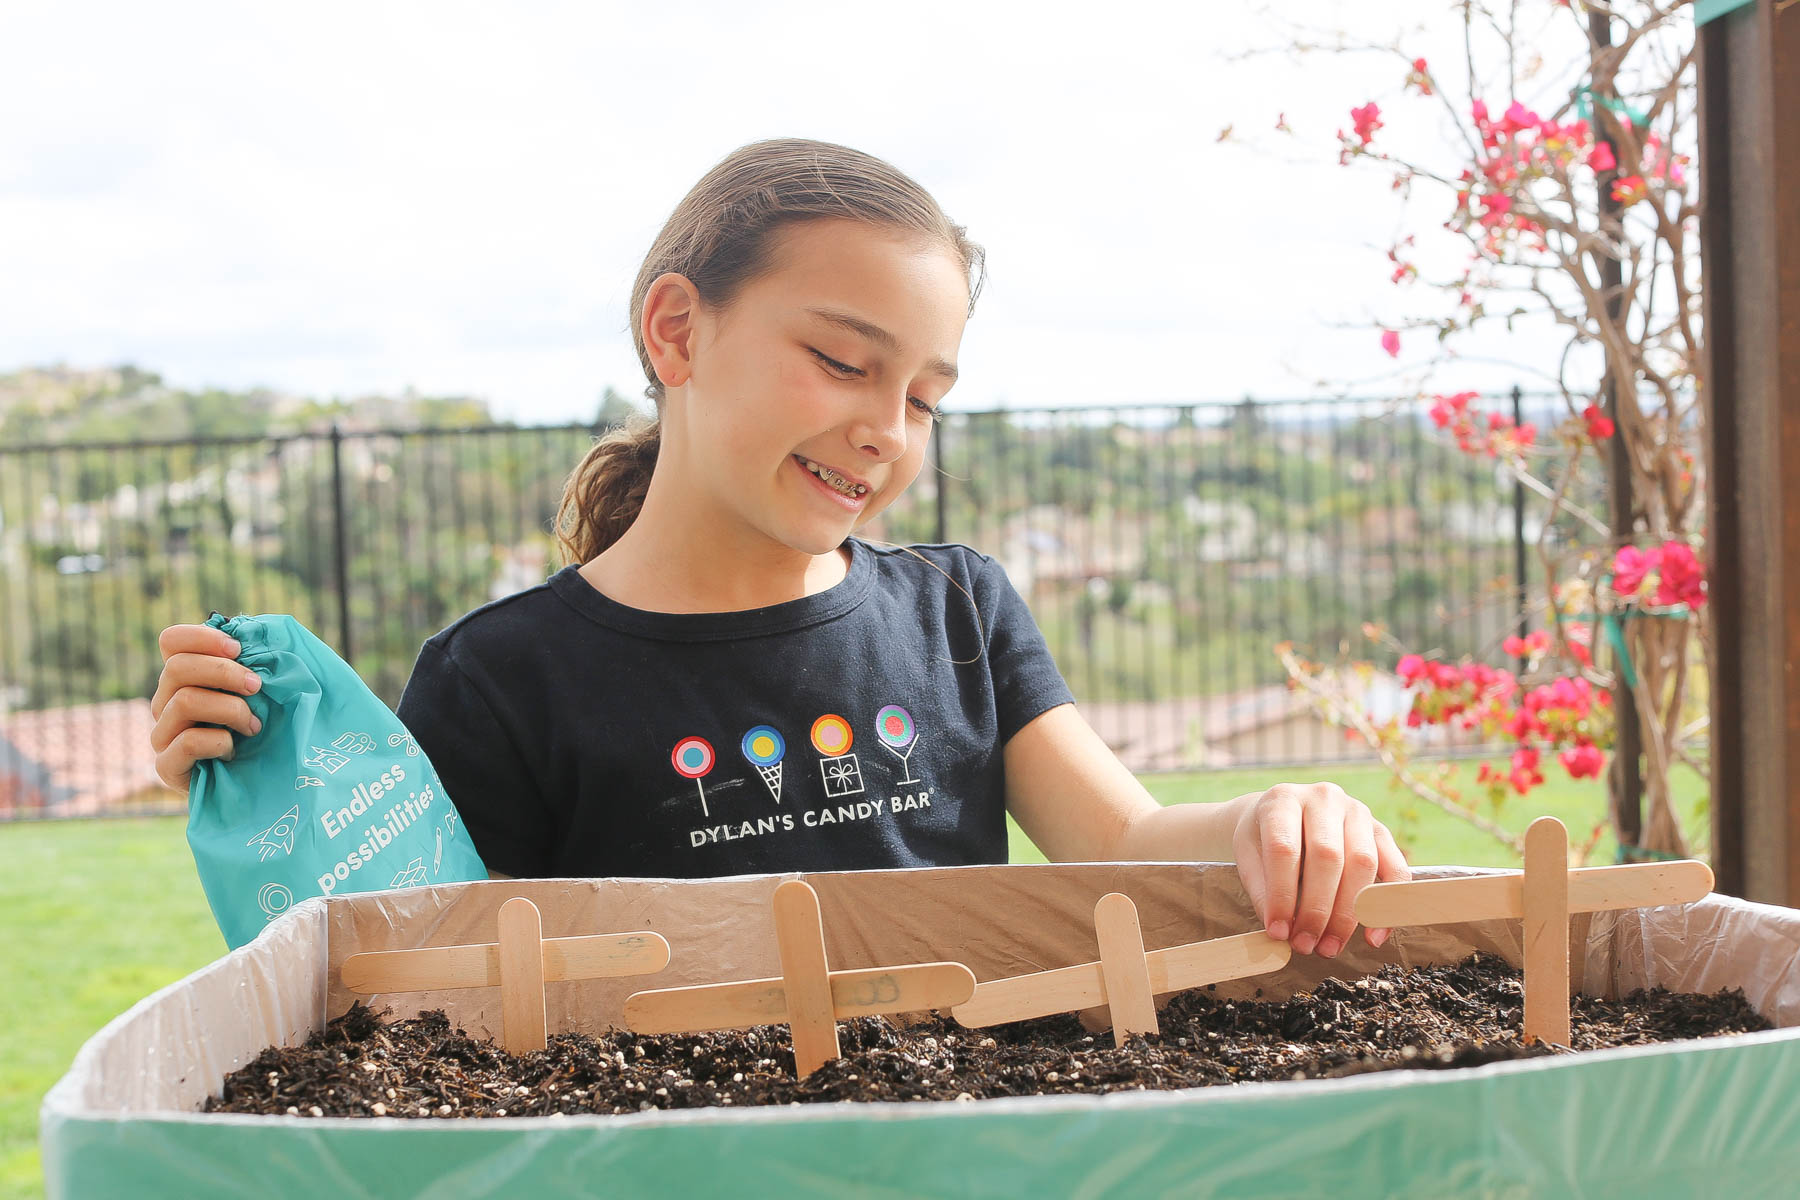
[149,623,263,792]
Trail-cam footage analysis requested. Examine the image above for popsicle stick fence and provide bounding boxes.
[623,879,977,1076]
[1354,815,1716,1046]
[340,896,672,1053]
[953,892,1292,1047]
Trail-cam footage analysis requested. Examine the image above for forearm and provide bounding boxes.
[1110,792,1257,863]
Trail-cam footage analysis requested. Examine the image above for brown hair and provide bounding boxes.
[553,137,986,566]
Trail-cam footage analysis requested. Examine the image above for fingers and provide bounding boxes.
[151,651,260,720]
[150,685,261,754]
[1317,802,1380,958]
[1363,819,1413,948]
[1245,784,1410,959]
[154,726,236,792]
[1249,788,1303,942]
[1289,791,1344,956]
[148,625,260,792]
[159,622,241,663]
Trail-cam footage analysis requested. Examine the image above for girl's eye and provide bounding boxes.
[811,348,942,424]
[810,348,862,378]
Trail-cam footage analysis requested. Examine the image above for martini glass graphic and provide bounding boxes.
[741,725,786,803]
[874,704,921,784]
[671,736,717,818]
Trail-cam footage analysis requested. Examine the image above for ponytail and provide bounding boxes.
[554,416,660,566]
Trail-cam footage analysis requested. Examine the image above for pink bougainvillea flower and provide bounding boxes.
[1500,101,1541,136]
[1612,174,1648,205]
[1560,742,1605,780]
[1351,102,1383,145]
[1406,57,1433,96]
[1589,141,1617,172]
[1396,653,1427,684]
[1566,623,1594,667]
[1381,329,1401,358]
[1582,403,1615,440]
[1508,745,1544,795]
[1613,544,1660,597]
[1655,541,1706,609]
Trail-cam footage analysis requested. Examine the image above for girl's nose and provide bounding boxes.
[849,389,909,462]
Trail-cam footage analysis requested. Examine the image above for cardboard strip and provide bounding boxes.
[496,897,548,1054]
[953,931,1290,1030]
[1354,860,1714,929]
[623,962,976,1034]
[772,880,841,1076]
[341,929,670,993]
[1522,817,1572,1046]
[1093,893,1158,1046]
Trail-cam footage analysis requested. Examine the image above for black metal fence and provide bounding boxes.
[0,391,1593,819]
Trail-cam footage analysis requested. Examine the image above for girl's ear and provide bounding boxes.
[642,271,701,389]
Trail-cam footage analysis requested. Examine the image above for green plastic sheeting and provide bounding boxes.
[41,1029,1800,1198]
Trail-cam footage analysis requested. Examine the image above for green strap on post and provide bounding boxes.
[1695,0,1758,26]
[1573,85,1650,129]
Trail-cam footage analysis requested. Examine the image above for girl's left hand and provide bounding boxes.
[1231,783,1412,957]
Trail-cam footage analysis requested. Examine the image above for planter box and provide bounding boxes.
[41,863,1800,1198]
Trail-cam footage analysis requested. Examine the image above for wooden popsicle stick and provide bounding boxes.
[496,896,548,1054]
[341,929,671,994]
[624,962,976,1035]
[772,880,841,1076]
[1151,931,1291,994]
[953,931,1291,1029]
[1354,859,1714,929]
[1093,893,1158,1046]
[1522,817,1571,1046]
[953,958,1105,1028]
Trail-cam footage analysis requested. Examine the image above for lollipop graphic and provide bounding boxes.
[811,714,864,798]
[672,736,717,817]
[874,704,922,784]
[740,725,787,803]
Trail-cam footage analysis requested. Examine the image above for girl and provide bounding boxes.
[150,137,1409,961]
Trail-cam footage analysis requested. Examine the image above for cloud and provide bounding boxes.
[0,1,1574,423]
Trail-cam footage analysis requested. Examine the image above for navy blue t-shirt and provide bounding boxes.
[396,539,1075,879]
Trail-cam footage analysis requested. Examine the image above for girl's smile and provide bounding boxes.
[792,454,872,508]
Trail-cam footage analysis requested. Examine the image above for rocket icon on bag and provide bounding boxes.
[246,805,300,862]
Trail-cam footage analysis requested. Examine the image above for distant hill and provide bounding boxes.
[0,364,507,446]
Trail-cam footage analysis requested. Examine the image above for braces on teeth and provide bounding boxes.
[801,458,868,496]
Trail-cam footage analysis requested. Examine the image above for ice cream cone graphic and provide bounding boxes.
[741,725,786,803]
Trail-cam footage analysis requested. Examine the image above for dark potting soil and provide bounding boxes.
[207,953,1770,1119]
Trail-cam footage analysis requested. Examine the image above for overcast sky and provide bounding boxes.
[1,1,1594,425]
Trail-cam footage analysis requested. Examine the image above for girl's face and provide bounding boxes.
[661,218,969,560]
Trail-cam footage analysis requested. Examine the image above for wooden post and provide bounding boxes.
[622,880,977,1077]
[1521,817,1572,1045]
[771,879,842,1076]
[1092,893,1158,1047]
[1698,0,1800,904]
[496,897,549,1055]
[341,897,671,1054]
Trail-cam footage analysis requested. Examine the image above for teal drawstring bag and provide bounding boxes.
[187,612,487,949]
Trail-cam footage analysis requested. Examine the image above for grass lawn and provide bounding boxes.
[2,817,223,1200]
[4,763,1707,1200]
[1006,758,1710,871]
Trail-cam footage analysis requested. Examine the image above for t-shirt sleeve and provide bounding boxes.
[397,639,556,878]
[970,551,1076,743]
